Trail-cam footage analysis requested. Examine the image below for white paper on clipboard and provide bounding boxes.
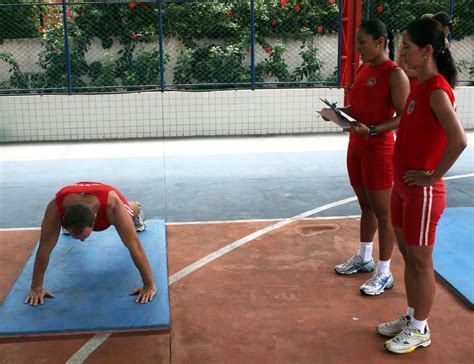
[318,98,358,129]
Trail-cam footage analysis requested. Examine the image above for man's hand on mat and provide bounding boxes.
[130,285,157,304]
[24,287,54,306]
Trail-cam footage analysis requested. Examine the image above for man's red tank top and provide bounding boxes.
[349,60,398,143]
[55,182,131,231]
[393,75,454,171]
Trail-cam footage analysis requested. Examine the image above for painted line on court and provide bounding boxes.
[168,196,357,284]
[444,173,474,180]
[65,334,111,364]
[0,227,41,231]
[0,215,362,231]
[166,215,361,225]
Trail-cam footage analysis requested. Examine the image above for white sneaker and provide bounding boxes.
[360,269,394,295]
[377,315,410,337]
[385,322,431,354]
[334,255,375,275]
[134,203,147,232]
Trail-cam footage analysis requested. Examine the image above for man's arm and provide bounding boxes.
[25,200,61,305]
[109,195,156,303]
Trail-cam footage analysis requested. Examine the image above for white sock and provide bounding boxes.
[411,317,427,332]
[358,242,373,262]
[406,307,414,318]
[378,259,391,275]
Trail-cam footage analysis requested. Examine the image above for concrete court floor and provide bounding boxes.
[0,133,473,363]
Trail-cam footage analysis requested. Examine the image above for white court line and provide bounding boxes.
[168,196,356,285]
[65,334,111,364]
[166,215,361,225]
[444,173,474,180]
[0,215,362,231]
[0,215,360,232]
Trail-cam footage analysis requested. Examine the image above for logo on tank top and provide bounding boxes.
[407,100,416,114]
[367,78,377,86]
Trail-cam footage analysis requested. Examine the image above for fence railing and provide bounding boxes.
[0,0,472,95]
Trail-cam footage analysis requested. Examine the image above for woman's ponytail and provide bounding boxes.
[436,48,457,88]
[387,29,395,61]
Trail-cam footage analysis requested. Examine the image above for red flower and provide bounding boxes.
[329,0,335,4]
[317,25,324,33]
[280,0,287,6]
[265,47,271,54]
[271,19,277,26]
[130,32,137,39]
[377,4,383,13]
[37,26,44,32]
[295,5,301,11]
[143,4,148,11]
[129,2,136,8]
[226,9,233,17]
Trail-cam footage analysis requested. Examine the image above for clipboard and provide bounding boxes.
[318,98,358,128]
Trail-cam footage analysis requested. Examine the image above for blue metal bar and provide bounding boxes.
[250,0,255,90]
[62,0,73,94]
[448,0,454,43]
[336,0,342,86]
[158,0,165,92]
[364,0,370,21]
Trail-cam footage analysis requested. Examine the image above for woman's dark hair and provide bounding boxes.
[359,19,395,60]
[432,12,453,32]
[405,18,457,88]
[63,203,94,230]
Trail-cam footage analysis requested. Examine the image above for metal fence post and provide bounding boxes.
[157,0,165,92]
[337,0,342,86]
[250,0,255,90]
[364,0,370,21]
[62,0,73,94]
[449,0,454,43]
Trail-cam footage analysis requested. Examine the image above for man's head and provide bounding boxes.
[63,203,95,241]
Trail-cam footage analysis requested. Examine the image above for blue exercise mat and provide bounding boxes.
[434,207,474,309]
[0,219,170,337]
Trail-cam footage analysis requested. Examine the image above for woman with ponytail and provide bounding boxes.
[322,20,409,296]
[378,18,466,354]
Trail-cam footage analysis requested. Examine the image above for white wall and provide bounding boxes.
[0,87,473,142]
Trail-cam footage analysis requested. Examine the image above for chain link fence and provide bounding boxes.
[0,0,340,94]
[364,0,473,85]
[0,0,472,94]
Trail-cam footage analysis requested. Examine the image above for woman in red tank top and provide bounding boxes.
[326,20,409,297]
[379,18,466,354]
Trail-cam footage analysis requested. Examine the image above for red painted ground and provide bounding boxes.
[1,219,473,363]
